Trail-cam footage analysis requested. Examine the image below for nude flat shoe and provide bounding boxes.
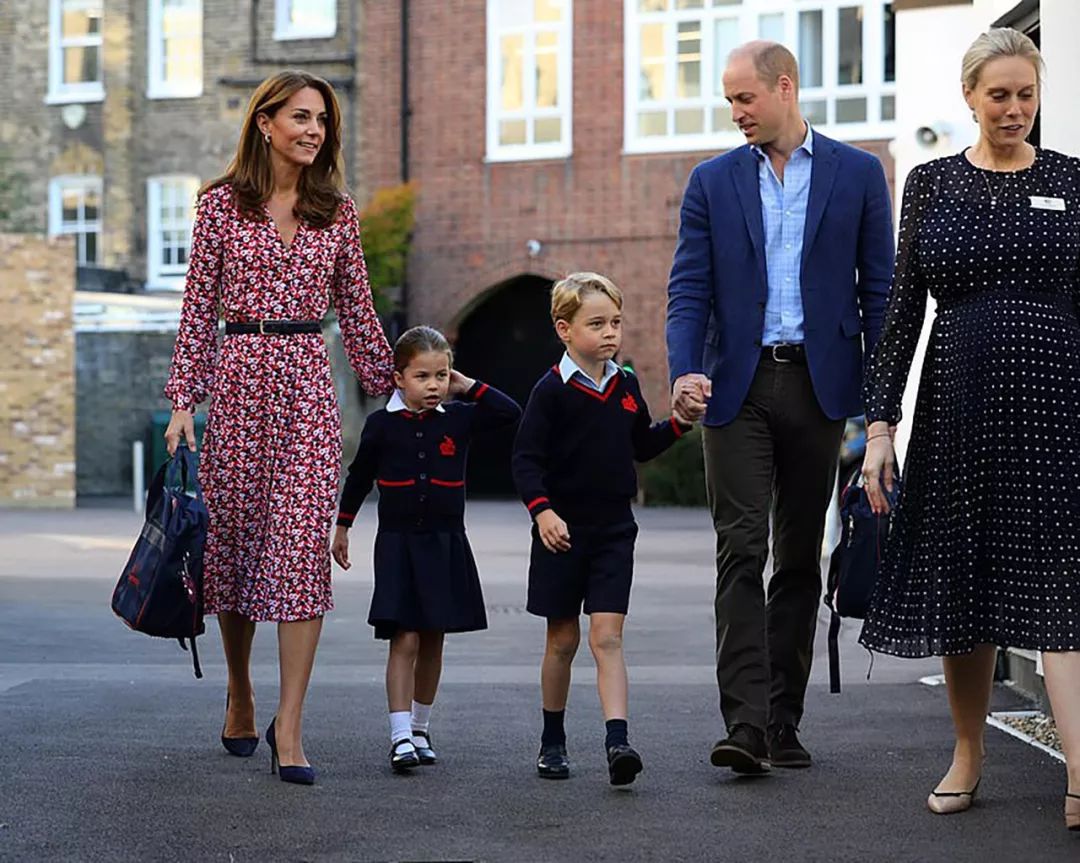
[927,779,980,815]
[1065,792,1080,831]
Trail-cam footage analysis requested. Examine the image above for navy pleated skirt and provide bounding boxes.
[369,530,488,639]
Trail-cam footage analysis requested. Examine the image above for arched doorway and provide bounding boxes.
[453,274,563,496]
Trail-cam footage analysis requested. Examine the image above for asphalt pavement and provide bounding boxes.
[0,502,1074,862]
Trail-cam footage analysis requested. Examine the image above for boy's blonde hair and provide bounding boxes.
[550,272,623,323]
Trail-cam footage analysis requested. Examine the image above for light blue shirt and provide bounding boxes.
[558,352,620,393]
[752,123,813,346]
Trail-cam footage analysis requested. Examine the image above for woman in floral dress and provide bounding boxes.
[164,71,394,784]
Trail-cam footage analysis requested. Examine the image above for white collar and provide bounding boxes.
[557,352,620,387]
[386,389,445,413]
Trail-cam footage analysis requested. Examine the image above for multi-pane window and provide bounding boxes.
[274,0,336,41]
[625,1,896,153]
[148,0,203,98]
[146,176,198,289]
[486,0,573,161]
[47,0,104,103]
[48,176,103,266]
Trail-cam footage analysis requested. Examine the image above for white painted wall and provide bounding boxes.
[890,4,979,461]
[1039,1,1080,155]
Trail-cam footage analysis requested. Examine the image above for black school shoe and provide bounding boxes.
[537,742,570,779]
[709,724,771,774]
[767,723,811,768]
[607,744,643,786]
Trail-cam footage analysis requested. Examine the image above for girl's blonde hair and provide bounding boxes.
[550,272,623,323]
[201,70,346,228]
[393,325,452,372]
[962,28,1044,92]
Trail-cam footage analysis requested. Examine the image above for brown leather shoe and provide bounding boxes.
[710,724,770,774]
[767,724,812,769]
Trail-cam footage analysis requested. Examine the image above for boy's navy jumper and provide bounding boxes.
[512,362,689,617]
[339,381,521,638]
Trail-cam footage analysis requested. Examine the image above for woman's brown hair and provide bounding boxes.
[201,70,346,228]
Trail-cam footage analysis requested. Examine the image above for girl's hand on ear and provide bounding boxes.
[448,369,476,396]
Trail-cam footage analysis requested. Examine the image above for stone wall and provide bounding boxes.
[0,234,76,508]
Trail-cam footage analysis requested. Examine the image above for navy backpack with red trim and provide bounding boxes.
[111,447,208,678]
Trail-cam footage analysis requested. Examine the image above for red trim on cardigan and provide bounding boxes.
[670,416,687,437]
[473,383,489,399]
[567,374,620,402]
[430,478,465,487]
[377,478,416,487]
[526,496,550,511]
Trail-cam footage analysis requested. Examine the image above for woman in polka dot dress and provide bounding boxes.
[163,71,394,784]
[860,31,1080,828]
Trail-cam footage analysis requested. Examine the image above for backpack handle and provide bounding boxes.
[164,447,204,506]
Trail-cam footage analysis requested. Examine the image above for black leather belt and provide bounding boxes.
[762,343,806,364]
[224,320,322,335]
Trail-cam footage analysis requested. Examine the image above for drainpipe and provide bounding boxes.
[397,0,411,336]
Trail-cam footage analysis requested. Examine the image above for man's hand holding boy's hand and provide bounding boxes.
[536,509,571,553]
[331,526,351,569]
[672,373,711,423]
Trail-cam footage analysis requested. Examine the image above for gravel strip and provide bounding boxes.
[996,712,1062,753]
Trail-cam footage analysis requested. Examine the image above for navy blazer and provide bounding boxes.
[666,131,894,426]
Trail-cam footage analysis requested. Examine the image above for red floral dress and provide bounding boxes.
[165,185,394,622]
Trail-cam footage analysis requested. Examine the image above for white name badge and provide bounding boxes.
[1030,196,1066,211]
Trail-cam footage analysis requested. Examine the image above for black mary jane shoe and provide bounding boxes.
[390,738,420,773]
[536,742,570,779]
[412,731,437,765]
[606,744,643,786]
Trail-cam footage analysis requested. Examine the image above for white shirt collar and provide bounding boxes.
[558,352,621,388]
[386,389,445,413]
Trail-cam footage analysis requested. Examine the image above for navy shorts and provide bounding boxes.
[526,520,638,619]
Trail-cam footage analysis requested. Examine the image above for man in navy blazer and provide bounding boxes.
[666,42,894,774]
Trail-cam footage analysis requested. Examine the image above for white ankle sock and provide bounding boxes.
[389,710,412,744]
[411,700,433,734]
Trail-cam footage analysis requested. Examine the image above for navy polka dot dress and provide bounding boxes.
[860,148,1080,657]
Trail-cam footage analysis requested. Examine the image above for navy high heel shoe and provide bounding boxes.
[221,694,259,757]
[266,717,315,785]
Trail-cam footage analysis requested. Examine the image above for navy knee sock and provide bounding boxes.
[541,709,566,746]
[605,718,628,749]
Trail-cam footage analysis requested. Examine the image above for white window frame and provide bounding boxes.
[146,175,199,290]
[486,0,574,163]
[147,0,204,99]
[623,0,896,155]
[48,175,103,266]
[273,0,337,41]
[47,0,105,104]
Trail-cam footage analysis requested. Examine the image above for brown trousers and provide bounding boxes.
[702,356,844,731]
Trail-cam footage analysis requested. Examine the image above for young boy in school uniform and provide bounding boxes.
[512,272,693,786]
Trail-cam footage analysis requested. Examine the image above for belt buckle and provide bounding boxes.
[771,344,792,364]
[258,319,283,335]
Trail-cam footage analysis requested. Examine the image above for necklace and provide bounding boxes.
[981,171,1011,207]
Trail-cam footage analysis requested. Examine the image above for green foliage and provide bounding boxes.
[0,149,35,233]
[359,182,417,315]
[638,425,708,507]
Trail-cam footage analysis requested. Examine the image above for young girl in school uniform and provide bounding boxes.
[332,325,521,772]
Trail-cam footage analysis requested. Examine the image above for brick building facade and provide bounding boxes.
[361,0,896,445]
[0,1,897,498]
[0,235,76,508]
[0,0,368,496]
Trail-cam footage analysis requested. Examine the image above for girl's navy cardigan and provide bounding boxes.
[338,382,521,532]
